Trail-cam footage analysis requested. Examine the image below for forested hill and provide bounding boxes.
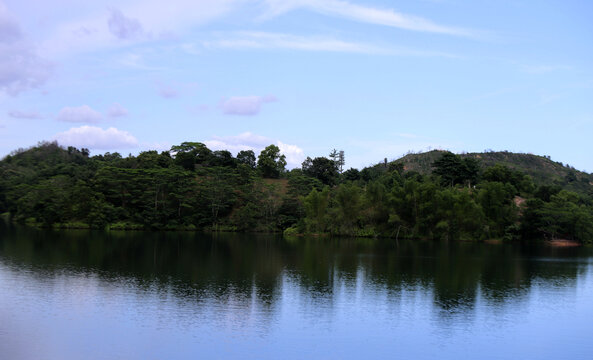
[392,150,592,195]
[1,142,592,243]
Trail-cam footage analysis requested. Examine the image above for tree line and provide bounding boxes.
[0,141,591,242]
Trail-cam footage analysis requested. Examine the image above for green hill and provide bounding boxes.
[392,150,592,195]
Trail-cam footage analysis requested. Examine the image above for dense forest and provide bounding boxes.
[1,141,592,243]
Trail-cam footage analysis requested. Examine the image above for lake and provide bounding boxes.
[1,224,592,359]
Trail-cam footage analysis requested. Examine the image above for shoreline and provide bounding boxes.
[5,221,588,245]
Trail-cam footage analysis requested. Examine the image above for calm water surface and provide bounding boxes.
[1,224,592,359]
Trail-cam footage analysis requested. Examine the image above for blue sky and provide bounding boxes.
[0,0,591,171]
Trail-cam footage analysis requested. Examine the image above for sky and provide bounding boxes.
[0,0,592,171]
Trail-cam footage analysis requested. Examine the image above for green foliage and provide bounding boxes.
[237,150,256,168]
[210,150,236,167]
[364,181,389,227]
[170,142,212,170]
[330,182,362,235]
[360,166,384,182]
[477,181,518,237]
[52,221,91,229]
[302,156,339,186]
[482,164,534,195]
[521,191,593,242]
[534,185,562,202]
[342,168,360,181]
[432,152,480,187]
[302,186,330,233]
[197,167,238,227]
[257,144,286,178]
[108,222,145,231]
[435,188,485,241]
[1,142,591,243]
[283,225,300,237]
[398,150,590,195]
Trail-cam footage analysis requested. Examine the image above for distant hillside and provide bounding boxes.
[392,150,592,194]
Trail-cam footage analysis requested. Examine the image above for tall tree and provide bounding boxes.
[237,150,256,168]
[329,149,345,173]
[170,142,212,170]
[432,152,463,187]
[303,157,339,186]
[257,144,286,178]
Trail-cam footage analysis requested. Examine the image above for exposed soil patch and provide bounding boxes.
[513,196,526,207]
[546,239,581,247]
[484,239,503,245]
[264,178,289,195]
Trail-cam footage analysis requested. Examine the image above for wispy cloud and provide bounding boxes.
[0,2,21,42]
[157,83,179,99]
[155,80,199,98]
[118,52,166,71]
[54,126,138,149]
[465,87,518,103]
[56,105,102,123]
[262,0,475,37]
[202,31,458,57]
[221,95,277,116]
[536,91,563,106]
[0,2,52,95]
[34,0,472,61]
[204,31,385,54]
[40,0,240,57]
[8,110,43,119]
[107,8,144,40]
[106,103,129,118]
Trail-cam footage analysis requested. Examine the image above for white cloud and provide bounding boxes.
[205,132,270,152]
[107,8,143,40]
[8,110,43,119]
[222,95,277,116]
[262,0,474,37]
[54,126,138,149]
[277,140,305,168]
[106,103,128,117]
[0,2,52,95]
[204,132,304,168]
[56,105,103,123]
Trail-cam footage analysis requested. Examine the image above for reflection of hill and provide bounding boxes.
[0,225,590,317]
